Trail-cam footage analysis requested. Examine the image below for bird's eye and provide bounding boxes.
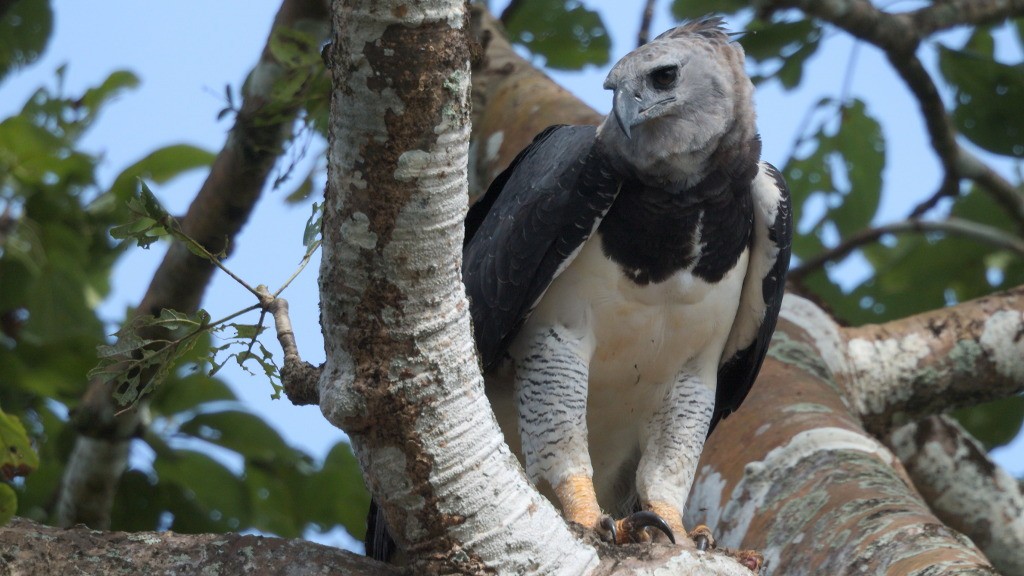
[650,66,677,90]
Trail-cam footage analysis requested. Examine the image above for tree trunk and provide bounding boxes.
[316,0,598,573]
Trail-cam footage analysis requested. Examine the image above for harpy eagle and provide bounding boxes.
[368,17,791,558]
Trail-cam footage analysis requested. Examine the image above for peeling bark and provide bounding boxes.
[842,285,1024,435]
[890,416,1024,576]
[687,295,998,575]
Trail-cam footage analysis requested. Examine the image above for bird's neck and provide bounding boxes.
[594,133,761,286]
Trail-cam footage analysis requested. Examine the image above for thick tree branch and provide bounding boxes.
[686,295,997,573]
[889,416,1024,576]
[56,0,331,529]
[840,285,1024,435]
[0,517,400,576]
[789,217,1024,281]
[468,6,602,198]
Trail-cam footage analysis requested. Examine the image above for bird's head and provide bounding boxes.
[598,17,756,184]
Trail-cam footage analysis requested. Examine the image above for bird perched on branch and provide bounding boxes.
[462,17,791,551]
[366,17,790,565]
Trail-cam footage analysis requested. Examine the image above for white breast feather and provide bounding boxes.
[721,162,783,362]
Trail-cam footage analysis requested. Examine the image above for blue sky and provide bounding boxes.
[1,0,1020,537]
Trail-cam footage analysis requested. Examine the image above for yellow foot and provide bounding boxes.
[688,524,715,551]
[734,549,764,573]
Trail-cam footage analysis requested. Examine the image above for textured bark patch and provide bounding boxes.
[331,14,489,573]
[345,21,464,244]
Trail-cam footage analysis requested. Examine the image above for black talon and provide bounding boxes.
[694,534,709,552]
[600,515,617,544]
[623,510,676,544]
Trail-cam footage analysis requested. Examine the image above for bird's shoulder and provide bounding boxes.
[463,124,619,370]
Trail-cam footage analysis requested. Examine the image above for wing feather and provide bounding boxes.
[712,162,792,432]
[463,125,620,370]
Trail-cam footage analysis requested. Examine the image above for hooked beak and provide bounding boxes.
[612,89,641,140]
[612,88,675,141]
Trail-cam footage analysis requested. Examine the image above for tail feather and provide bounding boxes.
[365,499,397,562]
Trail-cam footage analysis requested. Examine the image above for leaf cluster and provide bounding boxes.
[0,30,363,541]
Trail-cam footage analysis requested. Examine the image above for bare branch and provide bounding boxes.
[760,0,1024,227]
[889,416,1024,576]
[790,217,1024,281]
[638,0,657,47]
[1,517,400,576]
[907,0,1024,36]
[259,287,321,405]
[841,285,1024,435]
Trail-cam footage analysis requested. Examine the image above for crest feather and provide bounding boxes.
[655,16,729,43]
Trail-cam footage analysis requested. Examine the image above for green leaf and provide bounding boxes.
[226,323,265,341]
[0,409,39,480]
[90,309,212,406]
[784,99,884,262]
[503,0,610,70]
[953,396,1024,450]
[153,449,249,532]
[23,267,102,342]
[178,410,291,463]
[79,70,140,113]
[0,0,53,83]
[964,26,995,58]
[0,484,15,526]
[671,0,747,20]
[939,45,1024,157]
[149,373,238,416]
[102,144,215,209]
[302,441,370,539]
[739,17,823,89]
[112,180,177,248]
[136,180,172,222]
[1016,18,1024,53]
[151,308,210,333]
[303,202,323,248]
[285,165,317,204]
[245,463,301,536]
[269,27,322,69]
[109,470,163,531]
[830,100,884,237]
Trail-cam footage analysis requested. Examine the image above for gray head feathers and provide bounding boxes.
[598,17,757,186]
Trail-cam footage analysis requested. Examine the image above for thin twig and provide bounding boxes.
[790,217,1024,280]
[274,239,321,298]
[164,220,263,299]
[638,0,657,47]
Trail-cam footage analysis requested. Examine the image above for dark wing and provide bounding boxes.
[711,162,792,433]
[463,124,620,370]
